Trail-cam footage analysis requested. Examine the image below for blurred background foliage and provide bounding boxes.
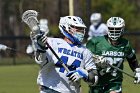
[90,0,140,31]
[0,0,140,37]
[0,0,140,58]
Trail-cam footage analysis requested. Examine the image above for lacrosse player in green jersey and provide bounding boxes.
[86,17,140,93]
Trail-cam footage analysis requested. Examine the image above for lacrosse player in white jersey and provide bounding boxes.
[32,16,98,93]
[88,13,108,40]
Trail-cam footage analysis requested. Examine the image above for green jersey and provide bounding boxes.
[86,36,135,86]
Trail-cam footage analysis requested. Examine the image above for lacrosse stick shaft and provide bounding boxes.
[7,47,33,58]
[45,41,70,72]
[108,64,135,79]
[0,44,31,57]
[93,55,136,79]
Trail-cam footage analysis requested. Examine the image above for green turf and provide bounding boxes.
[122,62,140,93]
[0,63,140,93]
[0,64,39,93]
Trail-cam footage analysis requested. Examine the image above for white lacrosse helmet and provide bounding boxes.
[39,19,49,33]
[59,16,86,45]
[90,13,102,26]
[107,17,125,41]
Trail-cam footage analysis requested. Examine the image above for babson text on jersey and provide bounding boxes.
[102,51,124,57]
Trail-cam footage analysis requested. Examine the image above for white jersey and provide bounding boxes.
[35,37,96,93]
[88,23,108,40]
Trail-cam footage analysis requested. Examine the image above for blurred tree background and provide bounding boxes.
[0,0,140,58]
[0,0,140,36]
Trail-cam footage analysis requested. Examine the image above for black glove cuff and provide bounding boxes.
[37,48,47,53]
[37,42,48,50]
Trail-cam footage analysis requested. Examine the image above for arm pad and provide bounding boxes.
[127,54,140,71]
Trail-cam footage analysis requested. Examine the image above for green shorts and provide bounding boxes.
[89,82,122,93]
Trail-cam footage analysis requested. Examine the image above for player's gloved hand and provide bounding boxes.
[134,68,140,84]
[30,31,36,40]
[37,33,48,50]
[66,67,88,82]
[94,55,108,68]
[26,44,34,54]
[0,44,7,51]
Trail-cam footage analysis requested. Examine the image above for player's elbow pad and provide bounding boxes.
[34,51,44,64]
[35,55,43,64]
[85,69,98,86]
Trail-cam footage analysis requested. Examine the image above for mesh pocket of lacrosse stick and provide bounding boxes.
[22,10,39,31]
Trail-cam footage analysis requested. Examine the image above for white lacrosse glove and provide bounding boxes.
[26,44,34,54]
[0,44,8,51]
[66,67,88,82]
[134,68,140,84]
[94,55,108,68]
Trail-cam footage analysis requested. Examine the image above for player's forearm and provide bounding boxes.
[127,55,140,71]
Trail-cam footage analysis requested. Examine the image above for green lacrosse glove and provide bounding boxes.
[94,55,108,68]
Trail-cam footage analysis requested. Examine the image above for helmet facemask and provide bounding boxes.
[108,27,124,41]
[69,25,85,43]
[91,20,101,26]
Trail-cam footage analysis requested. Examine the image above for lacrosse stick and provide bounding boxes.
[22,10,39,32]
[22,10,70,72]
[108,63,136,79]
[93,55,136,79]
[0,44,32,57]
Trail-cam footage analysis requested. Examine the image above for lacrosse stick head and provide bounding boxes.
[22,10,39,31]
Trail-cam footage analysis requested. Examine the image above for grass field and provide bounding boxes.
[0,62,140,93]
[0,64,39,93]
